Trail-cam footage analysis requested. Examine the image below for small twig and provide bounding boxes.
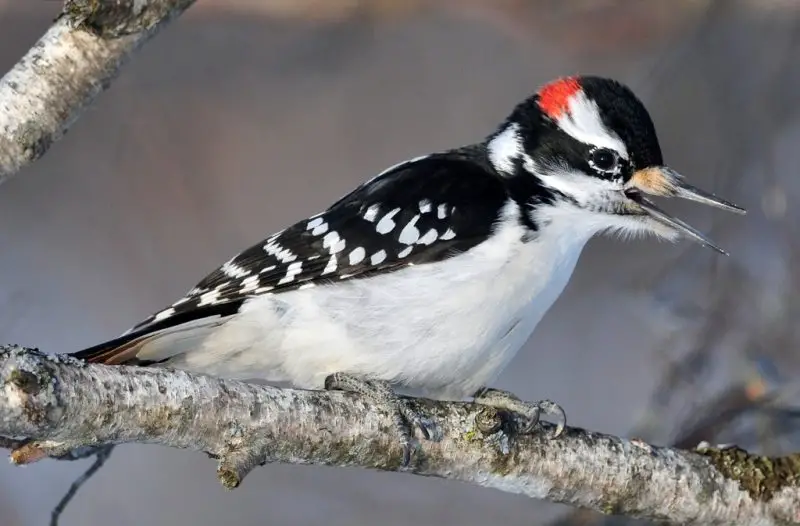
[50,445,115,526]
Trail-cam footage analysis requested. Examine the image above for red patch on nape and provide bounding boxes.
[537,77,582,120]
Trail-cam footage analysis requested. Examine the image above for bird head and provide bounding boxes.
[486,76,745,254]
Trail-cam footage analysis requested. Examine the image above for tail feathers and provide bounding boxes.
[70,331,160,365]
[70,315,228,366]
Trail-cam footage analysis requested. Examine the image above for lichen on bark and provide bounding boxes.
[698,444,800,501]
[63,0,197,38]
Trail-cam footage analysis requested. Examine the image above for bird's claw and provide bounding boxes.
[324,373,435,467]
[391,397,436,466]
[473,387,566,438]
[397,400,434,441]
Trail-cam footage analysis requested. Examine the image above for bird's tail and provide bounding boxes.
[69,330,163,366]
[71,302,236,367]
[71,310,230,368]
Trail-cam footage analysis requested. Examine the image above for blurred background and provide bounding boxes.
[1,1,799,525]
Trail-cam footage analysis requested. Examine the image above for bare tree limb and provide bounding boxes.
[0,0,196,182]
[0,345,798,525]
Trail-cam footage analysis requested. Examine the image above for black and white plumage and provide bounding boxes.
[72,76,744,457]
[144,147,511,323]
[75,149,533,383]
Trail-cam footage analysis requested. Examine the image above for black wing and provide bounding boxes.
[72,149,511,364]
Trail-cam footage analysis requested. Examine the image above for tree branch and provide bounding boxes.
[0,345,798,524]
[0,0,196,182]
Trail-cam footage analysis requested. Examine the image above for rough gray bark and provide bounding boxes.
[0,0,196,182]
[0,345,798,525]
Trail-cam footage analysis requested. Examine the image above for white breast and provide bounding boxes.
[183,200,592,400]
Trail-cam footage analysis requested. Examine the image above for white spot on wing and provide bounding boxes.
[398,215,421,244]
[254,286,274,294]
[323,231,346,254]
[298,283,316,290]
[349,247,366,265]
[487,123,523,174]
[417,228,438,245]
[440,228,456,240]
[198,290,220,306]
[307,217,324,230]
[221,261,251,278]
[363,204,380,222]
[322,255,337,275]
[311,222,329,236]
[370,250,387,265]
[419,199,432,213]
[437,204,448,219]
[264,240,297,264]
[376,208,401,234]
[398,246,413,258]
[154,307,175,321]
[277,261,303,285]
[240,275,259,293]
[260,265,277,274]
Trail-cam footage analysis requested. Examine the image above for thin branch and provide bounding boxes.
[0,0,196,182]
[0,345,798,525]
[49,445,114,526]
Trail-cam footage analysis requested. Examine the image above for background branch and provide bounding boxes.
[0,345,798,525]
[0,0,195,182]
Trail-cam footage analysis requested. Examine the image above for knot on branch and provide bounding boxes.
[0,346,64,433]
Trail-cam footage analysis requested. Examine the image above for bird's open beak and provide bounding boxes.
[624,166,746,255]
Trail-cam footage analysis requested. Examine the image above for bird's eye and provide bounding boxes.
[588,148,619,173]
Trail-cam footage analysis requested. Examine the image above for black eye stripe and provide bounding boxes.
[525,123,631,181]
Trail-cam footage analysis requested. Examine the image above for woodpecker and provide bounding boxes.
[72,76,745,463]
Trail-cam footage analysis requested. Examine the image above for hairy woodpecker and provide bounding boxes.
[72,76,745,463]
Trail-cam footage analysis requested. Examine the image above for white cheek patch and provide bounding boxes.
[557,92,628,159]
[487,123,523,174]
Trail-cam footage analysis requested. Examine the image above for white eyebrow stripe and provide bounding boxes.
[556,92,628,159]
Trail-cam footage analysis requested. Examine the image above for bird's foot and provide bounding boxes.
[472,387,566,438]
[324,372,435,466]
